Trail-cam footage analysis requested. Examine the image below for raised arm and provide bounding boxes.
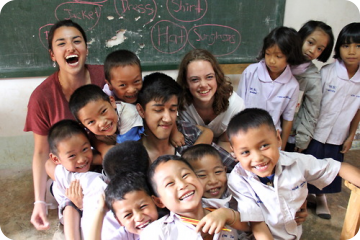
[31,133,50,230]
[195,125,214,145]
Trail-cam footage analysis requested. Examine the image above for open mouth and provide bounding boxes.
[252,161,269,170]
[102,122,113,132]
[207,187,221,196]
[179,191,195,200]
[77,161,88,169]
[136,220,150,229]
[66,55,79,65]
[198,89,210,95]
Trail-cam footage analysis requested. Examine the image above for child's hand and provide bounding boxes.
[195,208,230,235]
[295,200,308,225]
[65,180,84,210]
[170,129,185,148]
[341,137,353,154]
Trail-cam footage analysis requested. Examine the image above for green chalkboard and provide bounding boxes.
[0,0,285,78]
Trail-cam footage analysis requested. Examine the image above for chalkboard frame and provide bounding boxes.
[0,0,285,78]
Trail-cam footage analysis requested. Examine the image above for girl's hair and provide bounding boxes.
[177,49,233,115]
[257,26,306,65]
[298,20,334,62]
[334,22,360,59]
[48,19,87,51]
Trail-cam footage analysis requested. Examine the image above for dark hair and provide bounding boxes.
[182,144,222,165]
[334,22,360,59]
[69,84,111,121]
[257,26,306,65]
[104,49,142,81]
[105,172,152,213]
[177,49,233,115]
[298,20,334,62]
[227,108,276,141]
[103,141,150,179]
[138,72,183,110]
[147,155,194,196]
[48,19,87,51]
[48,119,89,155]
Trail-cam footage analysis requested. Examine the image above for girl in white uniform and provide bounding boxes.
[177,49,245,153]
[305,22,360,219]
[286,20,334,152]
[237,27,306,150]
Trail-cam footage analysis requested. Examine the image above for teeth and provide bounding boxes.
[180,191,194,200]
[209,188,219,193]
[66,54,78,59]
[199,90,209,94]
[137,220,150,229]
[77,162,87,169]
[254,162,268,170]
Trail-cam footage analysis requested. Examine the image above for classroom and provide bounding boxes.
[0,0,359,239]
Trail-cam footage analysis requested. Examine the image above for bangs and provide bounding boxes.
[342,35,360,44]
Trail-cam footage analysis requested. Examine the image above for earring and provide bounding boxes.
[53,61,57,68]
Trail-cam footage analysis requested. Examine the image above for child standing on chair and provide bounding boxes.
[237,27,306,150]
[304,22,360,220]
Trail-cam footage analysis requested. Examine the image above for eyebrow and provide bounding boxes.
[55,35,82,43]
[64,141,89,154]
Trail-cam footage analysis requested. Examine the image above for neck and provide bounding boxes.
[58,67,89,101]
[178,204,205,220]
[141,127,174,162]
[193,98,213,110]
[344,62,359,79]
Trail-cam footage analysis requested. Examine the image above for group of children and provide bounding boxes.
[44,18,360,240]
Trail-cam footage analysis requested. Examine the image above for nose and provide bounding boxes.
[134,210,144,222]
[349,45,356,54]
[178,178,188,190]
[308,45,315,53]
[207,174,218,186]
[252,150,264,163]
[162,109,172,122]
[67,42,75,52]
[77,155,86,164]
[269,56,275,64]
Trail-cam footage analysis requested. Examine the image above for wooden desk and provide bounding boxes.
[341,180,360,240]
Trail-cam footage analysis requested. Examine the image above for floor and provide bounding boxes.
[1,150,359,240]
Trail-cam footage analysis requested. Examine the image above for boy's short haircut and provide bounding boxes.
[104,49,142,81]
[69,84,110,121]
[105,171,152,213]
[137,72,183,110]
[48,119,89,155]
[182,144,223,164]
[103,140,150,179]
[227,108,276,141]
[147,155,194,196]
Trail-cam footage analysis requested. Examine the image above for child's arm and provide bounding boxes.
[65,180,84,210]
[281,120,293,150]
[88,194,107,240]
[63,205,81,240]
[295,200,308,225]
[217,132,232,153]
[195,208,250,234]
[339,162,360,187]
[341,109,360,154]
[170,124,185,147]
[195,125,214,145]
[250,221,274,240]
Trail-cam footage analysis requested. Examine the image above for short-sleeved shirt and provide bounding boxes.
[237,60,299,131]
[228,151,341,239]
[140,211,238,240]
[313,60,360,145]
[178,92,245,138]
[24,65,105,135]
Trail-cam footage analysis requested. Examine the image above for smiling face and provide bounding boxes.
[264,44,288,80]
[107,65,143,104]
[49,26,88,73]
[50,133,93,173]
[340,42,360,69]
[137,95,178,141]
[152,160,203,217]
[77,98,118,136]
[186,60,217,105]
[230,124,282,178]
[190,154,227,199]
[302,29,329,61]
[112,190,158,235]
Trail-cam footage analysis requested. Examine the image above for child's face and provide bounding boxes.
[112,190,158,235]
[230,124,281,178]
[190,154,227,199]
[186,60,217,105]
[152,160,203,216]
[107,65,142,104]
[77,98,118,136]
[302,29,329,61]
[264,44,287,80]
[340,42,360,68]
[50,133,93,173]
[137,95,178,141]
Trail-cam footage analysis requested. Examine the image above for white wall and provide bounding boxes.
[0,0,359,170]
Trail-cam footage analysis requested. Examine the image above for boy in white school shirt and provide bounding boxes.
[227,108,360,240]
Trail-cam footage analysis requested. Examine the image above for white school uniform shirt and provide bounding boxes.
[228,151,341,240]
[52,165,108,240]
[313,60,360,145]
[178,92,245,138]
[237,60,299,131]
[116,102,143,133]
[140,211,237,240]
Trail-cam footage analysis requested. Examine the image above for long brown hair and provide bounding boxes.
[177,49,233,115]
